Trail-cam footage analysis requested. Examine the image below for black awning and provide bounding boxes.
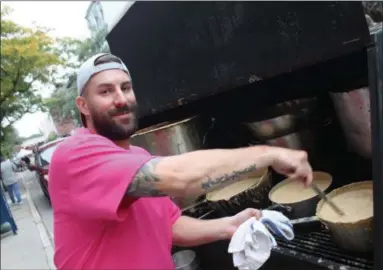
[107,2,370,118]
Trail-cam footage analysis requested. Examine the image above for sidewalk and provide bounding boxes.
[1,175,55,269]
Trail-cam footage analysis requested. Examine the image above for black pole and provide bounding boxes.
[368,28,383,270]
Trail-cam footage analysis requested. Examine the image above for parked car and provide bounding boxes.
[23,138,66,201]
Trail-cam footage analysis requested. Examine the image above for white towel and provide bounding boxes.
[228,210,294,270]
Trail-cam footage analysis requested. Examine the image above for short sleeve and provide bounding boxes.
[66,136,153,221]
[167,198,181,224]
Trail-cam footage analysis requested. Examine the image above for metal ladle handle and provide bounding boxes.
[311,183,345,216]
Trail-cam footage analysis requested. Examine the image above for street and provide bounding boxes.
[1,170,55,270]
[23,170,54,241]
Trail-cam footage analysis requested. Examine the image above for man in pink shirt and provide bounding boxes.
[49,53,313,269]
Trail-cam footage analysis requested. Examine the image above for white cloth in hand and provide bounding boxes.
[228,210,294,270]
[260,210,294,241]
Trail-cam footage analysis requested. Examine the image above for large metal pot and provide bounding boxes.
[316,181,373,253]
[329,87,371,159]
[131,116,208,156]
[131,116,210,208]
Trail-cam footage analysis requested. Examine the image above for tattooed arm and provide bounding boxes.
[126,145,276,198]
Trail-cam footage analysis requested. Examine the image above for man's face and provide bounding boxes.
[76,69,139,141]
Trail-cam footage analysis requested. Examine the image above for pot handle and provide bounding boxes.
[290,216,319,225]
[197,210,215,219]
[265,204,293,215]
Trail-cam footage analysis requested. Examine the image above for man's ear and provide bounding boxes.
[75,96,90,116]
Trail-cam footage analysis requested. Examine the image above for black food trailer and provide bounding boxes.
[107,2,382,270]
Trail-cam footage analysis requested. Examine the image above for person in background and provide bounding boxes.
[49,53,313,269]
[0,156,23,205]
[21,156,42,174]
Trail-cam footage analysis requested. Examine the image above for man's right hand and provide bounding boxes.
[268,147,313,187]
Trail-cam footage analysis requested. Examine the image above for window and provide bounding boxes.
[38,144,60,167]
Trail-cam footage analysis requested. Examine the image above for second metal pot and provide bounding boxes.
[268,172,333,219]
[329,87,371,159]
[131,116,208,156]
[242,97,317,141]
[263,129,316,151]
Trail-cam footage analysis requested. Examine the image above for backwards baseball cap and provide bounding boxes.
[76,53,131,127]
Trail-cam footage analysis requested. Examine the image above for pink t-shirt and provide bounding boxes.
[48,128,181,269]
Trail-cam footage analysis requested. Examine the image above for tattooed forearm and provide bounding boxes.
[127,154,259,197]
[201,164,257,190]
[126,157,167,197]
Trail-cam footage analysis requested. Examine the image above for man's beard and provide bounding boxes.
[90,103,139,141]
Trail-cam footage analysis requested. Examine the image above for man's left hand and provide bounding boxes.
[224,208,261,238]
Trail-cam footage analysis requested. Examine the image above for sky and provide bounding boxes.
[4,1,91,138]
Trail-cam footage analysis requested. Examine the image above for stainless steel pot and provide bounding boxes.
[131,116,208,156]
[268,172,333,219]
[243,114,304,140]
[173,250,199,270]
[242,98,317,140]
[131,116,210,208]
[264,129,316,151]
[330,87,371,159]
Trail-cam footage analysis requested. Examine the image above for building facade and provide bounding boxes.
[85,1,134,37]
[85,0,108,37]
[85,0,110,53]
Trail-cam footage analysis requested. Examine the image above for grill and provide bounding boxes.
[274,226,373,270]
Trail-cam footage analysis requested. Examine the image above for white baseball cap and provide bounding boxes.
[76,53,131,127]
[76,53,130,96]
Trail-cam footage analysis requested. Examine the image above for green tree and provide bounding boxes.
[45,85,80,126]
[0,6,64,140]
[78,25,110,62]
[45,25,110,125]
[0,126,22,158]
[46,131,58,142]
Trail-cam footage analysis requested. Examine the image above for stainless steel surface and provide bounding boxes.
[264,129,316,151]
[310,183,345,216]
[244,114,304,140]
[330,87,371,158]
[131,116,207,156]
[243,98,317,140]
[173,250,199,270]
[272,97,318,113]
